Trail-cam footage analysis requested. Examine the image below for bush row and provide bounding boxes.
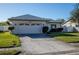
[42,26,63,33]
[49,28,63,32]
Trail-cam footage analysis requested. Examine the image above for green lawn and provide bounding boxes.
[0,32,20,47]
[49,32,79,43]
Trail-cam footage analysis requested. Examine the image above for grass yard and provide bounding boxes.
[0,32,20,48]
[49,32,79,43]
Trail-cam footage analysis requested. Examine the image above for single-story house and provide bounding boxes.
[8,14,63,34]
[63,19,79,32]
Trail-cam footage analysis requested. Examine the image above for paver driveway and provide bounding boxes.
[20,34,78,55]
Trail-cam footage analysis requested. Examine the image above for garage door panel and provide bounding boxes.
[12,26,42,34]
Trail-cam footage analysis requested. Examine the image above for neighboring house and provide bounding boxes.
[0,22,9,31]
[63,19,79,32]
[8,14,63,34]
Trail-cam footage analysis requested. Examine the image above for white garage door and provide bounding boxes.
[12,25,42,34]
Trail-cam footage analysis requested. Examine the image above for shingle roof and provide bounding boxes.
[8,14,52,21]
[48,20,64,23]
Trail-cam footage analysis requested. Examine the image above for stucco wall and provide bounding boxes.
[63,21,76,27]
[11,20,47,26]
[63,21,77,32]
[10,20,63,34]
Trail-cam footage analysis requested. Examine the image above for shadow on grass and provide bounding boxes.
[48,32,77,37]
[0,31,5,33]
[0,31,9,33]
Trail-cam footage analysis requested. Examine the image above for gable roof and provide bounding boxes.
[8,14,52,21]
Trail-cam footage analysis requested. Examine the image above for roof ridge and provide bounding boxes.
[8,14,53,21]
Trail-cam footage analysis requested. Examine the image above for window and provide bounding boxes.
[19,23,24,25]
[37,24,40,25]
[31,24,35,25]
[31,24,41,26]
[25,24,29,26]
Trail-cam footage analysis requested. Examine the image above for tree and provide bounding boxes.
[70,4,79,23]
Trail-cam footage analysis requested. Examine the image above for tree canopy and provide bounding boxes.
[70,4,79,23]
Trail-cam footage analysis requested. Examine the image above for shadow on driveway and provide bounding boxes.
[17,34,50,38]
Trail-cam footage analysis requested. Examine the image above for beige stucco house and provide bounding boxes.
[8,14,63,34]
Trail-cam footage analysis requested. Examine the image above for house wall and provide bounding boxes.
[10,20,49,34]
[63,21,76,27]
[10,20,47,26]
[63,21,77,32]
[48,22,62,28]
[9,20,63,34]
[10,20,52,30]
[11,20,62,28]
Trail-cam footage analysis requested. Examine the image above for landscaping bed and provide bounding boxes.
[48,32,79,43]
[0,32,20,48]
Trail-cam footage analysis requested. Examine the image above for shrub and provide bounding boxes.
[49,28,56,32]
[0,31,4,33]
[58,28,63,32]
[49,28,63,32]
[42,26,49,33]
[8,26,14,31]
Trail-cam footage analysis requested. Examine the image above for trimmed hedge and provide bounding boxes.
[49,28,63,32]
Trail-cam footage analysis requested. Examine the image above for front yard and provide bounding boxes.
[49,32,79,43]
[0,32,21,55]
[0,32,20,47]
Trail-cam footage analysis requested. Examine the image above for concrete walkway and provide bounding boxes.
[0,47,21,52]
[20,35,79,55]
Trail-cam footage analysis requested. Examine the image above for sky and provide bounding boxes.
[0,3,75,22]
